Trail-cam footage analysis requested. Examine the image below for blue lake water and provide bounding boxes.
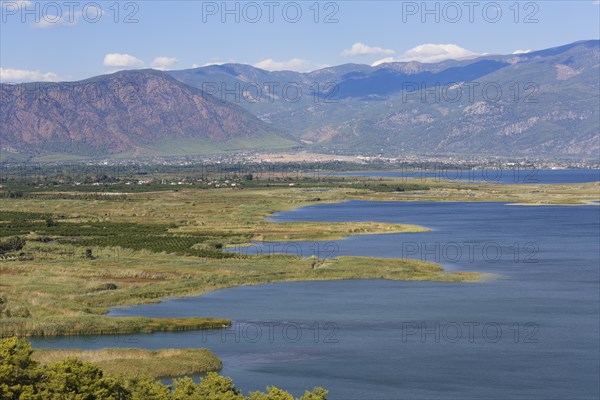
[338,168,600,184]
[31,201,600,399]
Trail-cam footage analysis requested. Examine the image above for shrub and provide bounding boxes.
[0,237,26,254]
[45,218,57,227]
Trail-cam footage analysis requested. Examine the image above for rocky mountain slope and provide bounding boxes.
[1,70,292,158]
[170,40,599,158]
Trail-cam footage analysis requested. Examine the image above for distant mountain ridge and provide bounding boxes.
[1,40,598,160]
[168,39,599,158]
[1,70,292,159]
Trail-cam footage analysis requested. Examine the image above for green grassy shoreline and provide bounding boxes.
[1,317,230,338]
[1,178,595,338]
[0,253,482,338]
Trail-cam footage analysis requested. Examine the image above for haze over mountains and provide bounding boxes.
[1,40,598,161]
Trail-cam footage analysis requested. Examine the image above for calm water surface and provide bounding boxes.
[32,200,600,399]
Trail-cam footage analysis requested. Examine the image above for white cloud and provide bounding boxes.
[399,44,478,63]
[341,42,395,57]
[196,61,229,68]
[371,57,396,66]
[512,49,533,54]
[254,58,314,72]
[0,68,59,83]
[151,57,178,70]
[373,44,479,65]
[103,53,145,68]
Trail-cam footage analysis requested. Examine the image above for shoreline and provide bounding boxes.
[3,181,596,339]
[506,199,600,206]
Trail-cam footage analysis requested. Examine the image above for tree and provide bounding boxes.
[172,374,244,400]
[121,376,170,400]
[171,377,202,400]
[0,337,41,400]
[298,388,329,400]
[37,358,128,399]
[249,386,328,400]
[248,386,294,400]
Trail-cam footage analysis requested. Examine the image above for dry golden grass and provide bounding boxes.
[32,348,222,378]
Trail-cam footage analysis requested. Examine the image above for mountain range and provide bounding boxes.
[1,40,598,161]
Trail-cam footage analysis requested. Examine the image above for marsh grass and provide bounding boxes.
[1,316,230,338]
[0,247,480,337]
[32,348,222,378]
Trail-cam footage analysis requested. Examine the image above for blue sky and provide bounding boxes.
[1,1,599,82]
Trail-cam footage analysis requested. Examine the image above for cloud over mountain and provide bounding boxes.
[254,58,316,72]
[151,57,179,70]
[103,53,145,68]
[0,68,59,83]
[373,44,478,65]
[341,43,395,57]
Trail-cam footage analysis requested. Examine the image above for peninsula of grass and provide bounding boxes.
[1,177,595,337]
[1,316,230,338]
[31,348,222,378]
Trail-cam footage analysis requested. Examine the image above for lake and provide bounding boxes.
[31,201,600,399]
